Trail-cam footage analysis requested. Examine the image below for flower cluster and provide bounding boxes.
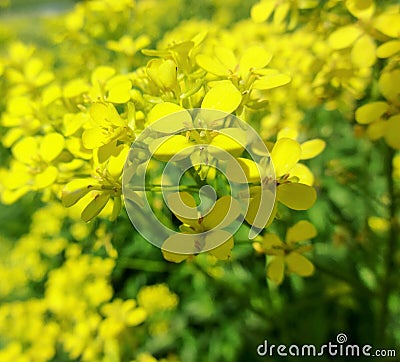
[0,202,178,361]
[0,0,323,275]
[0,0,397,326]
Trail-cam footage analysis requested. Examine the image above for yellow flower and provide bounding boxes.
[100,299,147,338]
[150,124,245,169]
[82,102,134,156]
[88,66,132,104]
[5,54,54,90]
[374,7,400,59]
[162,193,241,262]
[251,0,318,30]
[61,143,127,222]
[254,220,317,284]
[355,68,400,148]
[1,95,40,147]
[276,127,326,185]
[1,133,65,204]
[232,138,317,229]
[137,284,179,315]
[327,1,400,69]
[196,45,290,112]
[106,34,150,56]
[146,58,178,92]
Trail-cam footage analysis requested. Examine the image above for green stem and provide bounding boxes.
[377,146,398,345]
[126,184,203,193]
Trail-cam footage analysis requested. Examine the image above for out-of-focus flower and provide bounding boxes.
[254,220,317,284]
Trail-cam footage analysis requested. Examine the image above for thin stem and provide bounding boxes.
[127,184,203,193]
[377,146,398,345]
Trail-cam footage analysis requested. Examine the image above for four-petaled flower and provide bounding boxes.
[162,192,241,263]
[253,220,317,284]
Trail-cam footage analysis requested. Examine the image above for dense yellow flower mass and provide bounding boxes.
[0,203,178,361]
[0,0,399,359]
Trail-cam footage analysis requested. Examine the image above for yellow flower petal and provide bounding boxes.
[273,2,290,27]
[167,191,199,228]
[196,54,228,76]
[286,220,317,243]
[286,252,314,276]
[34,166,58,189]
[261,233,283,251]
[12,136,38,164]
[98,140,120,163]
[384,114,400,150]
[162,250,189,263]
[377,40,400,59]
[267,256,285,285]
[366,120,387,141]
[24,58,43,79]
[209,128,245,158]
[226,157,261,183]
[106,77,132,103]
[277,183,316,210]
[162,233,197,258]
[328,25,362,50]
[355,101,389,124]
[149,135,191,162]
[81,192,111,222]
[63,113,87,137]
[91,66,115,84]
[158,59,178,89]
[1,187,30,204]
[126,307,147,326]
[108,146,129,178]
[147,59,177,89]
[147,102,192,133]
[203,196,241,230]
[42,84,61,106]
[252,73,291,90]
[201,81,242,113]
[277,128,298,140]
[214,46,237,71]
[63,78,89,98]
[205,231,234,260]
[374,13,400,38]
[239,46,272,78]
[300,139,326,160]
[290,163,314,186]
[271,138,301,177]
[379,70,400,103]
[351,35,376,68]
[245,189,276,229]
[251,1,275,23]
[39,133,65,162]
[62,179,95,207]
[346,0,374,20]
[299,0,318,9]
[82,127,105,149]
